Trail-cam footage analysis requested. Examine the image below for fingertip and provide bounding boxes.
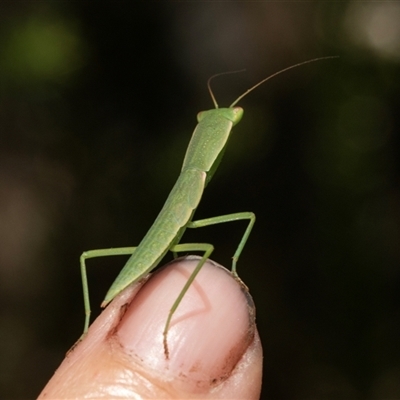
[117,257,258,393]
[39,257,263,399]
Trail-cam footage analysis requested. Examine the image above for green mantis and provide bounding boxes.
[80,57,337,359]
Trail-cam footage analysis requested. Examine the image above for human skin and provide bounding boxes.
[38,257,263,399]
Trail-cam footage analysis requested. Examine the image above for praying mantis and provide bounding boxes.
[80,56,337,358]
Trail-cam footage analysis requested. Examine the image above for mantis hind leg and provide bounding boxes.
[80,247,137,334]
[164,212,255,358]
[164,243,214,359]
[187,211,256,275]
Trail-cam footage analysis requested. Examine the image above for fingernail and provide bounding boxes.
[117,257,255,390]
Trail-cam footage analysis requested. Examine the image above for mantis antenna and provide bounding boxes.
[207,69,246,109]
[230,56,339,107]
[206,56,339,109]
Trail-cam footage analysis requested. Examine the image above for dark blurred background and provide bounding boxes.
[0,2,399,399]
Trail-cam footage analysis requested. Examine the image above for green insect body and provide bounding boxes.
[80,56,337,359]
[102,108,243,306]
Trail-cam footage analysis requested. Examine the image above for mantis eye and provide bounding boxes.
[197,110,206,122]
[231,107,244,126]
